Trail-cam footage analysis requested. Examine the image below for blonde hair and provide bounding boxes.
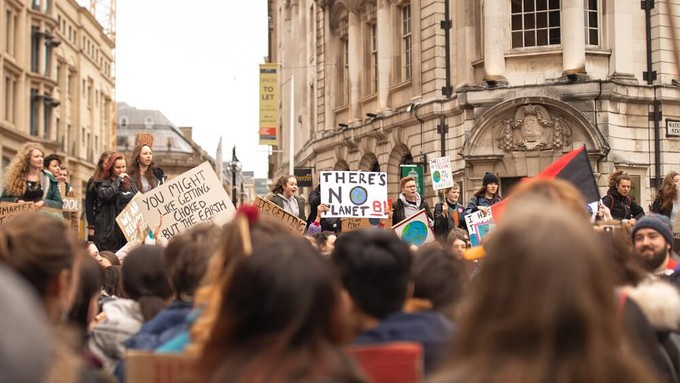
[3,142,45,197]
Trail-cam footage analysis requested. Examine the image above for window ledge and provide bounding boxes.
[390,79,412,92]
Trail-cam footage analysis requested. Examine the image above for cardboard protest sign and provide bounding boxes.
[340,217,384,232]
[254,196,307,234]
[0,202,34,226]
[116,193,147,242]
[136,162,236,240]
[320,171,389,218]
[464,209,496,247]
[62,197,81,213]
[391,209,435,247]
[429,156,453,190]
[125,351,196,383]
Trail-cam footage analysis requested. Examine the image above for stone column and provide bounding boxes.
[483,0,507,84]
[377,0,393,113]
[562,0,587,76]
[348,10,361,122]
[607,0,636,81]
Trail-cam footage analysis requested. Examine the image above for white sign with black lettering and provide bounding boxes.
[667,119,680,137]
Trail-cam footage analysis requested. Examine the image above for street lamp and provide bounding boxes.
[230,146,241,207]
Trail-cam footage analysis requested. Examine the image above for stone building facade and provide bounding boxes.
[0,0,115,199]
[269,0,680,208]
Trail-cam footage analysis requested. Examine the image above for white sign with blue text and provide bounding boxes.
[320,171,389,218]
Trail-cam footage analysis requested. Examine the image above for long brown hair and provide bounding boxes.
[198,236,363,383]
[99,152,131,191]
[3,142,45,197]
[271,174,295,195]
[431,202,660,383]
[188,209,297,355]
[89,151,112,191]
[655,171,679,211]
[128,144,158,191]
[608,170,632,189]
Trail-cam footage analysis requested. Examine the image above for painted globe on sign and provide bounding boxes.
[349,186,368,205]
[368,217,381,226]
[433,170,441,183]
[401,220,428,246]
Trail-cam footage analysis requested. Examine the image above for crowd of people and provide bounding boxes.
[3,143,680,382]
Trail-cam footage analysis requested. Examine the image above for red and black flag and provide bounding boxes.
[491,146,600,219]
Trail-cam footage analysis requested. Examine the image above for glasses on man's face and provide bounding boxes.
[405,185,417,189]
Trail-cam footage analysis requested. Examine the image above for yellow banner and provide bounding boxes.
[259,63,279,146]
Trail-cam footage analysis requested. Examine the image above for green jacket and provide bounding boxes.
[1,169,63,209]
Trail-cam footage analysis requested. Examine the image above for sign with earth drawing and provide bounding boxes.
[391,209,435,247]
[429,156,453,190]
[320,171,389,219]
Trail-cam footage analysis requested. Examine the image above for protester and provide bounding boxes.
[44,153,73,197]
[198,235,366,383]
[463,172,501,217]
[390,176,433,226]
[125,223,220,351]
[632,214,680,283]
[159,207,296,354]
[1,142,63,210]
[598,230,680,383]
[602,170,645,225]
[0,212,111,383]
[93,152,138,252]
[0,263,52,383]
[313,231,337,257]
[67,255,103,344]
[433,184,466,241]
[88,245,172,373]
[86,151,112,241]
[331,229,453,374]
[431,202,661,383]
[128,143,166,193]
[652,171,680,219]
[267,174,306,220]
[307,183,340,232]
[407,245,465,320]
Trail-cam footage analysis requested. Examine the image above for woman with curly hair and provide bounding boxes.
[651,171,680,219]
[602,170,645,226]
[1,142,62,210]
[128,143,166,193]
[93,152,138,252]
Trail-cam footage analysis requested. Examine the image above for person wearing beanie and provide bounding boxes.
[463,172,502,218]
[632,213,679,277]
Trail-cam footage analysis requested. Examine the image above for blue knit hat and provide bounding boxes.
[632,213,674,248]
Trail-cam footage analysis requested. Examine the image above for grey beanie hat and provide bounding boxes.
[632,213,674,248]
[483,172,500,186]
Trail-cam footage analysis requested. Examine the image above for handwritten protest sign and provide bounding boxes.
[62,197,81,213]
[391,209,434,247]
[116,193,147,242]
[320,171,389,218]
[464,209,496,247]
[254,197,307,234]
[341,217,383,232]
[429,156,453,190]
[136,162,236,240]
[0,202,34,226]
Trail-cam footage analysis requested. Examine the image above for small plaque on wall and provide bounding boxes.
[666,119,680,137]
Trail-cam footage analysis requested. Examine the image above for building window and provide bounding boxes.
[30,89,40,136]
[43,97,51,139]
[43,38,52,76]
[32,0,41,11]
[31,26,41,72]
[5,9,17,57]
[585,0,599,46]
[4,74,16,123]
[370,23,378,94]
[511,0,561,48]
[338,38,349,105]
[401,4,412,80]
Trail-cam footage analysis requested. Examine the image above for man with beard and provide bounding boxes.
[632,213,680,286]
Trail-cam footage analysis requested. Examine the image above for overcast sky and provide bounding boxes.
[110,1,270,178]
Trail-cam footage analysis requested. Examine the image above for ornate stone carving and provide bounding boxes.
[495,105,572,151]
